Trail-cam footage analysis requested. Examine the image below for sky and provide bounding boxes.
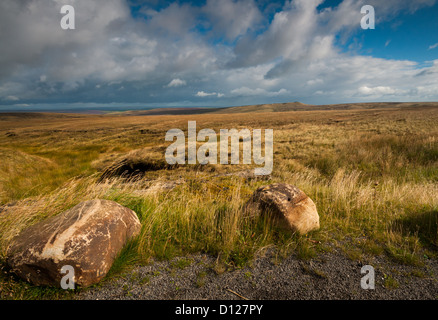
[0,0,437,111]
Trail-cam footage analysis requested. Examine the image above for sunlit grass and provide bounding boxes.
[0,105,437,298]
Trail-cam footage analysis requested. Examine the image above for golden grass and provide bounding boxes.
[0,103,437,279]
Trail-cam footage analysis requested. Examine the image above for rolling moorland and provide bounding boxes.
[0,102,437,299]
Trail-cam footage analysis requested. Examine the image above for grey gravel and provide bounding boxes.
[77,248,438,300]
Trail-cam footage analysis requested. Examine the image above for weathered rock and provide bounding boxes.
[245,183,319,234]
[6,199,141,287]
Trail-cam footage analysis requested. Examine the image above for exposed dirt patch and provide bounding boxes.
[96,148,176,181]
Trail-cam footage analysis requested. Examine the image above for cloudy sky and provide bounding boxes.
[0,0,437,110]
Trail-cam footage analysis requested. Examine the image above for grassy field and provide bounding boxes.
[0,102,437,299]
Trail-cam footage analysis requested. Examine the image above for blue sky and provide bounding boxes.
[0,0,437,110]
[358,5,438,62]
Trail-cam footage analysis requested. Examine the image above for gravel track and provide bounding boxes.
[77,248,438,300]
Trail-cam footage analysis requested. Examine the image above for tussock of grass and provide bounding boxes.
[97,147,172,181]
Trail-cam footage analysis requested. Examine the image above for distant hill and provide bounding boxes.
[110,102,314,116]
[0,112,87,120]
[211,101,310,113]
[107,101,438,116]
[212,101,438,113]
[114,107,227,116]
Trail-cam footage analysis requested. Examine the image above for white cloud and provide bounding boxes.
[196,91,215,97]
[358,86,398,95]
[0,0,221,103]
[429,43,438,50]
[195,91,224,97]
[0,0,132,80]
[228,0,326,69]
[306,78,324,86]
[0,0,437,107]
[203,0,262,40]
[166,78,187,87]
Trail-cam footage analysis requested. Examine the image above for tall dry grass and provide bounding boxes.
[0,105,437,273]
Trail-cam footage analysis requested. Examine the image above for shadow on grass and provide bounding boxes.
[0,258,78,300]
[393,210,438,250]
[105,238,141,280]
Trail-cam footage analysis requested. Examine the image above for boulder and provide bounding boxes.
[6,199,141,287]
[245,183,319,234]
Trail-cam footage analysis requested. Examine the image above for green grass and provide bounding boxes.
[305,133,438,182]
[383,274,400,289]
[196,270,208,287]
[0,144,106,204]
